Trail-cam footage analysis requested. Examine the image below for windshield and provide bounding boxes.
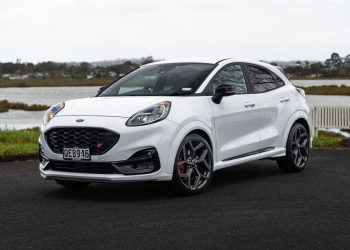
[99,63,215,96]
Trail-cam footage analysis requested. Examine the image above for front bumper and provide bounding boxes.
[40,167,172,182]
[39,115,181,182]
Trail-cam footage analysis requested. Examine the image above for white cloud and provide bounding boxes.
[0,0,349,62]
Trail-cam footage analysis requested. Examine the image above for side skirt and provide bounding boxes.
[213,147,286,171]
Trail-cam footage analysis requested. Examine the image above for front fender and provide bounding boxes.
[165,121,215,174]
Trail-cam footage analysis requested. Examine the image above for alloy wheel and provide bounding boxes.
[176,138,212,191]
[290,126,309,168]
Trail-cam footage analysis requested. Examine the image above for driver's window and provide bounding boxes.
[210,64,247,94]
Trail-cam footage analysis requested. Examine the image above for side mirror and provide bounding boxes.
[211,84,235,104]
[96,85,109,96]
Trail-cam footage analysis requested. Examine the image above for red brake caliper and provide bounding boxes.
[178,157,185,174]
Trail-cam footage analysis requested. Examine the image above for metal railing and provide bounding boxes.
[309,104,350,137]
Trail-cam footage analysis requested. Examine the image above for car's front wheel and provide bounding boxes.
[172,134,213,195]
[277,123,310,172]
[55,180,91,189]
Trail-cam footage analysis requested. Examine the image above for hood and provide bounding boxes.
[57,96,174,118]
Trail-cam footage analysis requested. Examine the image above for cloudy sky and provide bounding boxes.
[1,0,349,62]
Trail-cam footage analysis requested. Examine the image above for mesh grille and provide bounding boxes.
[45,127,119,155]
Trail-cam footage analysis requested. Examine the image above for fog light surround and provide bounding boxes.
[112,148,160,175]
[39,144,50,169]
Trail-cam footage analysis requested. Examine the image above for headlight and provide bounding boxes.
[43,102,65,125]
[126,101,171,126]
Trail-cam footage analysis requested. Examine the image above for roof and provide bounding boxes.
[144,57,229,65]
[142,57,287,82]
[144,57,275,68]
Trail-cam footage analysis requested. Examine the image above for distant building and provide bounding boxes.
[108,71,117,78]
[1,74,11,79]
[86,73,94,79]
[8,74,29,80]
[35,73,44,79]
[60,73,71,78]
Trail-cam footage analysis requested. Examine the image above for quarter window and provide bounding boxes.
[246,65,284,93]
[210,64,247,94]
[272,72,285,88]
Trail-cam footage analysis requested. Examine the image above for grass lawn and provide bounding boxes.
[313,130,345,147]
[298,85,350,96]
[0,128,40,157]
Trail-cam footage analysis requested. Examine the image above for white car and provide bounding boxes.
[39,58,311,195]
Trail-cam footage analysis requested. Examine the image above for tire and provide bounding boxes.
[172,134,213,195]
[55,180,91,189]
[277,123,310,173]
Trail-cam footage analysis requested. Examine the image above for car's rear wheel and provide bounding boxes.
[277,123,310,172]
[55,180,90,189]
[172,134,213,195]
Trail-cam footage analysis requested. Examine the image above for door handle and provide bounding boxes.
[244,101,256,108]
[279,97,290,103]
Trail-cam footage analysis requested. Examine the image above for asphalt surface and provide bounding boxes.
[0,149,349,249]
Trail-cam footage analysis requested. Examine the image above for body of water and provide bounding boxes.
[0,84,349,129]
[0,86,100,106]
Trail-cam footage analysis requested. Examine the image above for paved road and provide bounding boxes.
[0,149,349,249]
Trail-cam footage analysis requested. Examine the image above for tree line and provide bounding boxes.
[279,53,350,78]
[1,53,350,79]
[0,56,154,79]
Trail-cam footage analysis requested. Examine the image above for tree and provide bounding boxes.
[344,54,350,67]
[326,52,342,67]
[141,56,154,65]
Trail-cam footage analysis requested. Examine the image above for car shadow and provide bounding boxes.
[210,160,283,190]
[41,160,284,202]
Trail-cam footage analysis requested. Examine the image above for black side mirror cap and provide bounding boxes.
[96,85,109,96]
[211,84,235,104]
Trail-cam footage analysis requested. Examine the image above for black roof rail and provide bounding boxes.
[215,58,231,64]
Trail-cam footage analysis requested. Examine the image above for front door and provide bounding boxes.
[209,64,260,162]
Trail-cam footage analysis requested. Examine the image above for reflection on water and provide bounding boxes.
[306,95,350,105]
[291,79,350,87]
[0,86,99,105]
[0,86,350,129]
[0,109,45,129]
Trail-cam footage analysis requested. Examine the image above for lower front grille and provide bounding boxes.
[49,161,118,174]
[46,148,160,175]
[45,127,119,155]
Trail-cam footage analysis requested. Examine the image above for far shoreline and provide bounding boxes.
[1,78,350,96]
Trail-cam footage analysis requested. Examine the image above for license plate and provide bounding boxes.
[63,148,90,160]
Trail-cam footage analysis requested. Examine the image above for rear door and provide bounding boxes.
[244,64,294,149]
[209,63,260,162]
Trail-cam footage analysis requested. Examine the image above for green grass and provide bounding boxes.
[0,128,347,158]
[0,128,40,156]
[0,78,113,88]
[298,85,350,96]
[313,130,345,147]
[0,100,49,113]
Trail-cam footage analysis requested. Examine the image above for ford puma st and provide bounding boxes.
[39,58,311,194]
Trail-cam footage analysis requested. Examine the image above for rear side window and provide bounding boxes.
[246,65,284,93]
